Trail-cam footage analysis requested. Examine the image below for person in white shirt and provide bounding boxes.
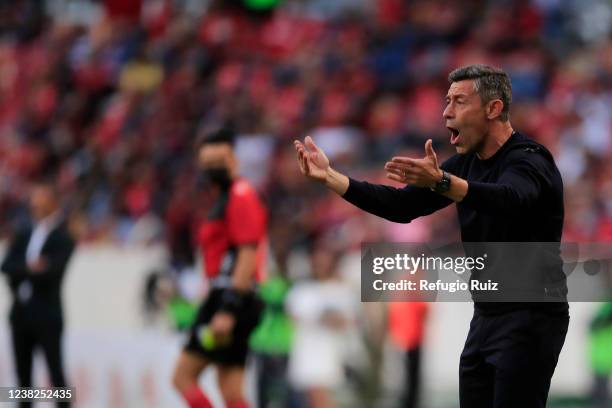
[287,243,357,408]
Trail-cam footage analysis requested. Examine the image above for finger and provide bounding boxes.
[386,163,422,179]
[425,139,439,167]
[391,157,419,166]
[402,167,422,176]
[386,173,417,184]
[302,152,311,174]
[386,173,404,183]
[402,159,427,171]
[385,162,412,172]
[297,150,307,174]
[385,167,405,178]
[303,136,322,162]
[304,135,320,153]
[425,139,435,157]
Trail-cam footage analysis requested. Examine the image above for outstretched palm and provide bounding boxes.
[384,139,442,188]
[294,136,329,182]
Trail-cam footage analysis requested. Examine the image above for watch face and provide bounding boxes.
[436,172,451,193]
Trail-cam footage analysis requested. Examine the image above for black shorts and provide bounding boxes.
[184,288,263,366]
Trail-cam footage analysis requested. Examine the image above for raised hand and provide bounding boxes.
[293,136,330,183]
[384,139,443,188]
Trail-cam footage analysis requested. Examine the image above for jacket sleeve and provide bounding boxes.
[28,230,75,287]
[1,231,29,281]
[341,158,457,223]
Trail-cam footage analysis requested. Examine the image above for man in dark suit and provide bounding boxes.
[1,182,75,407]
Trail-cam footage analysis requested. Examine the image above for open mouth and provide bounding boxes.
[448,126,460,145]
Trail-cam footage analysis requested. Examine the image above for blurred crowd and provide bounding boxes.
[1,1,611,406]
[1,0,611,250]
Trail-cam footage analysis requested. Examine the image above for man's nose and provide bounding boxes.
[443,104,453,119]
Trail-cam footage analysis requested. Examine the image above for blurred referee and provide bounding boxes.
[172,129,266,408]
[294,64,569,407]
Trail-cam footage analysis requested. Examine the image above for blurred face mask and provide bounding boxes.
[200,167,232,190]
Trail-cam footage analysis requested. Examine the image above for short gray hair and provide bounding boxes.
[448,64,512,121]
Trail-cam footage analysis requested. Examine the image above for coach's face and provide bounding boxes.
[30,185,58,221]
[443,80,488,155]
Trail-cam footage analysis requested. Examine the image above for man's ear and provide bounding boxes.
[486,99,504,120]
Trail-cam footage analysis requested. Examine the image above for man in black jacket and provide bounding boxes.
[1,182,75,408]
[294,64,569,407]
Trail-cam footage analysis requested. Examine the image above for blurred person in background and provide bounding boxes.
[387,301,429,408]
[295,64,570,407]
[164,175,204,305]
[589,302,612,408]
[286,241,357,408]
[1,181,76,408]
[142,268,199,332]
[249,237,296,408]
[172,128,266,408]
